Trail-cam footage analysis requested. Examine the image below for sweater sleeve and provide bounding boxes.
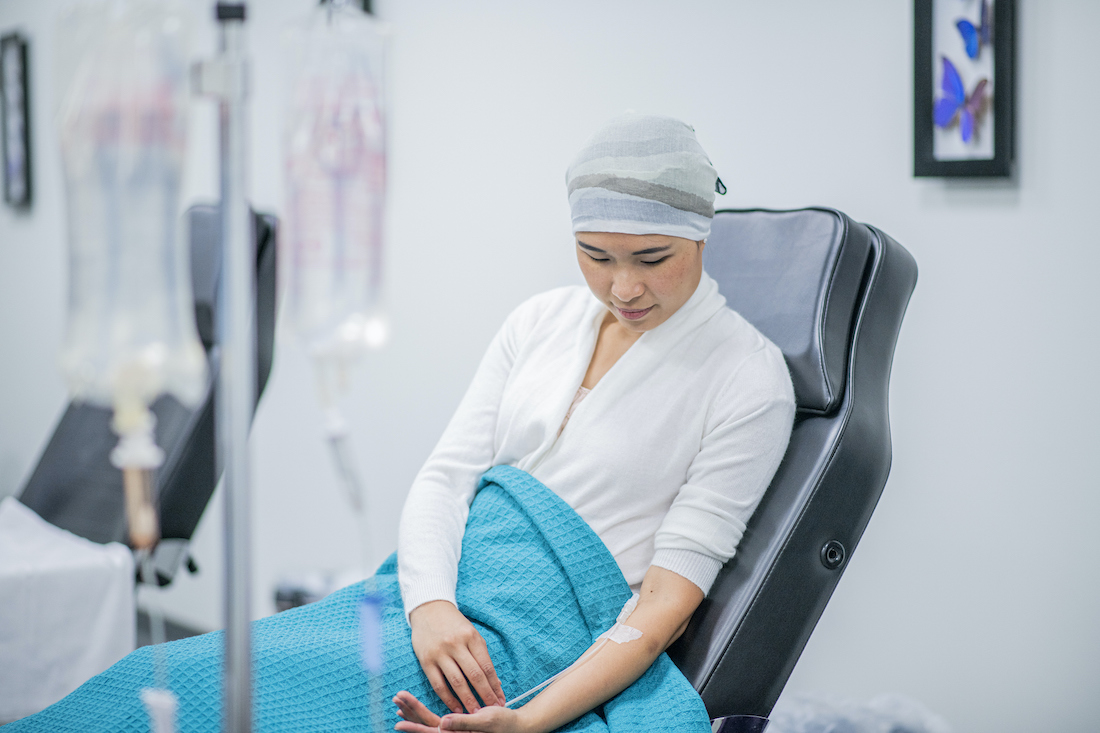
[650,344,796,595]
[396,298,537,618]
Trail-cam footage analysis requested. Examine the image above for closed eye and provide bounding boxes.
[585,253,611,262]
[641,256,670,266]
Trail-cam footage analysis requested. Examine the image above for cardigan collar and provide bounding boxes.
[526,270,728,472]
[574,270,728,402]
[643,270,727,344]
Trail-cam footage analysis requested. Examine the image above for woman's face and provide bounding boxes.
[575,232,705,333]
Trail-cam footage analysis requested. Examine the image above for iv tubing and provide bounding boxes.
[322,403,365,514]
[505,637,612,709]
[505,594,641,709]
[140,555,171,692]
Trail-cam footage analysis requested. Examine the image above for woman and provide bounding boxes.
[392,113,796,733]
[5,114,792,733]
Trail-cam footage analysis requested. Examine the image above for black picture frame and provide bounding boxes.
[914,0,1016,178]
[1,32,32,207]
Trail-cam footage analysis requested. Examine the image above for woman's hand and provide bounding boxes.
[395,691,526,733]
[408,600,506,713]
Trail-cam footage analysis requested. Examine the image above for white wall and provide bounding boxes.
[1,2,1098,732]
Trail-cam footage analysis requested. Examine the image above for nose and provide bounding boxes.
[610,270,645,304]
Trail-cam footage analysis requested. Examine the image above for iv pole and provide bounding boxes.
[194,3,253,731]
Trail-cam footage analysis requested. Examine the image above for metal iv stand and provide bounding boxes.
[193,3,253,731]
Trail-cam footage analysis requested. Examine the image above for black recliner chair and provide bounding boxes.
[18,205,277,584]
[19,203,913,730]
[668,208,917,730]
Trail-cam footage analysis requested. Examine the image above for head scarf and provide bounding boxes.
[566,113,722,241]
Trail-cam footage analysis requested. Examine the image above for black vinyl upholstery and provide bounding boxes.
[668,208,917,719]
[18,206,277,561]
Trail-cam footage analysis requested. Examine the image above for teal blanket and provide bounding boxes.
[6,466,709,732]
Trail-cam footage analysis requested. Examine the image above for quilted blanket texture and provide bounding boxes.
[6,465,710,732]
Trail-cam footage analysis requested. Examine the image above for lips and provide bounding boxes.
[616,305,654,321]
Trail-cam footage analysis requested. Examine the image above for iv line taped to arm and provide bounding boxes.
[505,592,642,709]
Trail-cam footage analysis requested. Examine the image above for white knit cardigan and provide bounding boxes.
[397,273,796,617]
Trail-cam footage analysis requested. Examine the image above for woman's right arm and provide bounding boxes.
[398,297,539,712]
[394,565,705,733]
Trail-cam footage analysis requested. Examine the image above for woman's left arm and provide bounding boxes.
[394,565,703,733]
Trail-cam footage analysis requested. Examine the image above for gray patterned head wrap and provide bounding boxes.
[566,113,721,241]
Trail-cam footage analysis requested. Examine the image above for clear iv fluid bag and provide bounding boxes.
[56,0,205,415]
[283,2,389,360]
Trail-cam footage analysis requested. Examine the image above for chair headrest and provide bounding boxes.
[703,208,872,414]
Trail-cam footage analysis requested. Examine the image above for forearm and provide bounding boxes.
[517,629,662,732]
[398,482,469,615]
[517,568,703,733]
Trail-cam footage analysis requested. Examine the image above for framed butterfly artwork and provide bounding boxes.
[914,0,1016,177]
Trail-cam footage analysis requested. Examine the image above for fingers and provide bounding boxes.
[468,636,507,706]
[424,664,464,714]
[439,656,482,713]
[393,691,441,727]
[438,707,510,732]
[407,603,505,713]
[394,722,441,733]
[455,646,503,709]
[395,698,517,732]
[419,649,501,715]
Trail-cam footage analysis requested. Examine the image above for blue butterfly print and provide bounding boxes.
[933,56,989,144]
[956,0,992,59]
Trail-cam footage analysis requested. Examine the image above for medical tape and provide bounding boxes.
[599,623,643,644]
[596,592,642,644]
[505,593,642,709]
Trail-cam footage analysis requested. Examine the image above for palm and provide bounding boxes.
[394,691,524,733]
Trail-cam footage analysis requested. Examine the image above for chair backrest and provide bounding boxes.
[18,206,277,569]
[667,208,917,719]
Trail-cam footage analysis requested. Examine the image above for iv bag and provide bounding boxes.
[282,1,389,364]
[56,0,204,426]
